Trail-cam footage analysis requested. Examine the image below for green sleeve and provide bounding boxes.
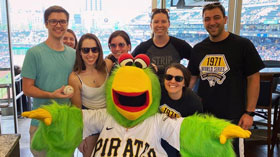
[180,114,235,157]
[31,102,83,157]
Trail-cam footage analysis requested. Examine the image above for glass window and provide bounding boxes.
[8,0,152,67]
[0,0,10,69]
[1,0,154,134]
[0,0,16,134]
[240,0,280,61]
[166,0,229,66]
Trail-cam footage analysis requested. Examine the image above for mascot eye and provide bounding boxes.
[134,54,150,69]
[134,58,148,69]
[120,59,133,67]
[118,53,134,67]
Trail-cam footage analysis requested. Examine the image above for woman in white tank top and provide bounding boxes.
[69,31,132,109]
[69,33,111,109]
[68,32,131,157]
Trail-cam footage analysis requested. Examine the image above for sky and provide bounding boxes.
[8,0,151,24]
[8,0,151,14]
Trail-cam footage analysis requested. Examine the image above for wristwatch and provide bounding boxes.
[245,111,255,117]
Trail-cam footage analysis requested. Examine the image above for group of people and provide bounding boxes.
[21,3,264,157]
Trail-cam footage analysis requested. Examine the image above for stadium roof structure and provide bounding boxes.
[172,0,220,9]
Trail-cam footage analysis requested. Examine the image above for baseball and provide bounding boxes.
[63,85,74,95]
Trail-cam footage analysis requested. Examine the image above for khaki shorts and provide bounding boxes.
[29,126,46,157]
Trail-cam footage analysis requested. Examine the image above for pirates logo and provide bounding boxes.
[199,54,230,87]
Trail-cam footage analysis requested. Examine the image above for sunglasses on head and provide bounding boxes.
[164,74,184,82]
[81,47,99,54]
[152,8,169,13]
[109,43,126,49]
[204,2,222,8]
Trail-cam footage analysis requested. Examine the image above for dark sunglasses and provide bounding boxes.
[81,47,100,54]
[164,74,184,82]
[109,43,126,49]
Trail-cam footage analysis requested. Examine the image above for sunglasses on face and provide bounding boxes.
[109,43,126,49]
[81,47,100,54]
[164,74,184,82]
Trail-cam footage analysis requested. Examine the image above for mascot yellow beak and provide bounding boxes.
[112,66,152,120]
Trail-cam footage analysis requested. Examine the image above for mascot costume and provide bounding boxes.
[22,54,251,157]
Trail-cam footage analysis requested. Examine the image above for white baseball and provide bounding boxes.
[63,85,74,95]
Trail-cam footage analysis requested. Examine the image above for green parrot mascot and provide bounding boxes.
[22,53,251,157]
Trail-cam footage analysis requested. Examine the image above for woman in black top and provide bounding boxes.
[132,9,192,81]
[160,63,203,157]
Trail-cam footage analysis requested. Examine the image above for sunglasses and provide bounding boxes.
[164,74,184,82]
[109,43,126,49]
[81,47,100,54]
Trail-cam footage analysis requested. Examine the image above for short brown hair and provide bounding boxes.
[202,2,226,17]
[73,33,106,74]
[44,5,69,24]
[108,30,131,49]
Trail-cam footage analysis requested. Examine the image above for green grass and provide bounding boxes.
[0,73,11,99]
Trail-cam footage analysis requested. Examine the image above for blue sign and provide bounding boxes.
[264,20,278,24]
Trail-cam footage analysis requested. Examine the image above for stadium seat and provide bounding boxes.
[254,73,280,157]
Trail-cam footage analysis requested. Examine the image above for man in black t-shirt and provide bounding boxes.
[188,3,264,156]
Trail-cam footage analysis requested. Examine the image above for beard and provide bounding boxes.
[206,24,224,38]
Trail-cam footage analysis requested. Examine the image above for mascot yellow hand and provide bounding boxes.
[22,108,52,126]
[219,124,251,144]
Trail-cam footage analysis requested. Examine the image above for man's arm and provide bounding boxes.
[238,72,260,130]
[22,77,72,99]
[246,72,260,112]
[189,76,198,89]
